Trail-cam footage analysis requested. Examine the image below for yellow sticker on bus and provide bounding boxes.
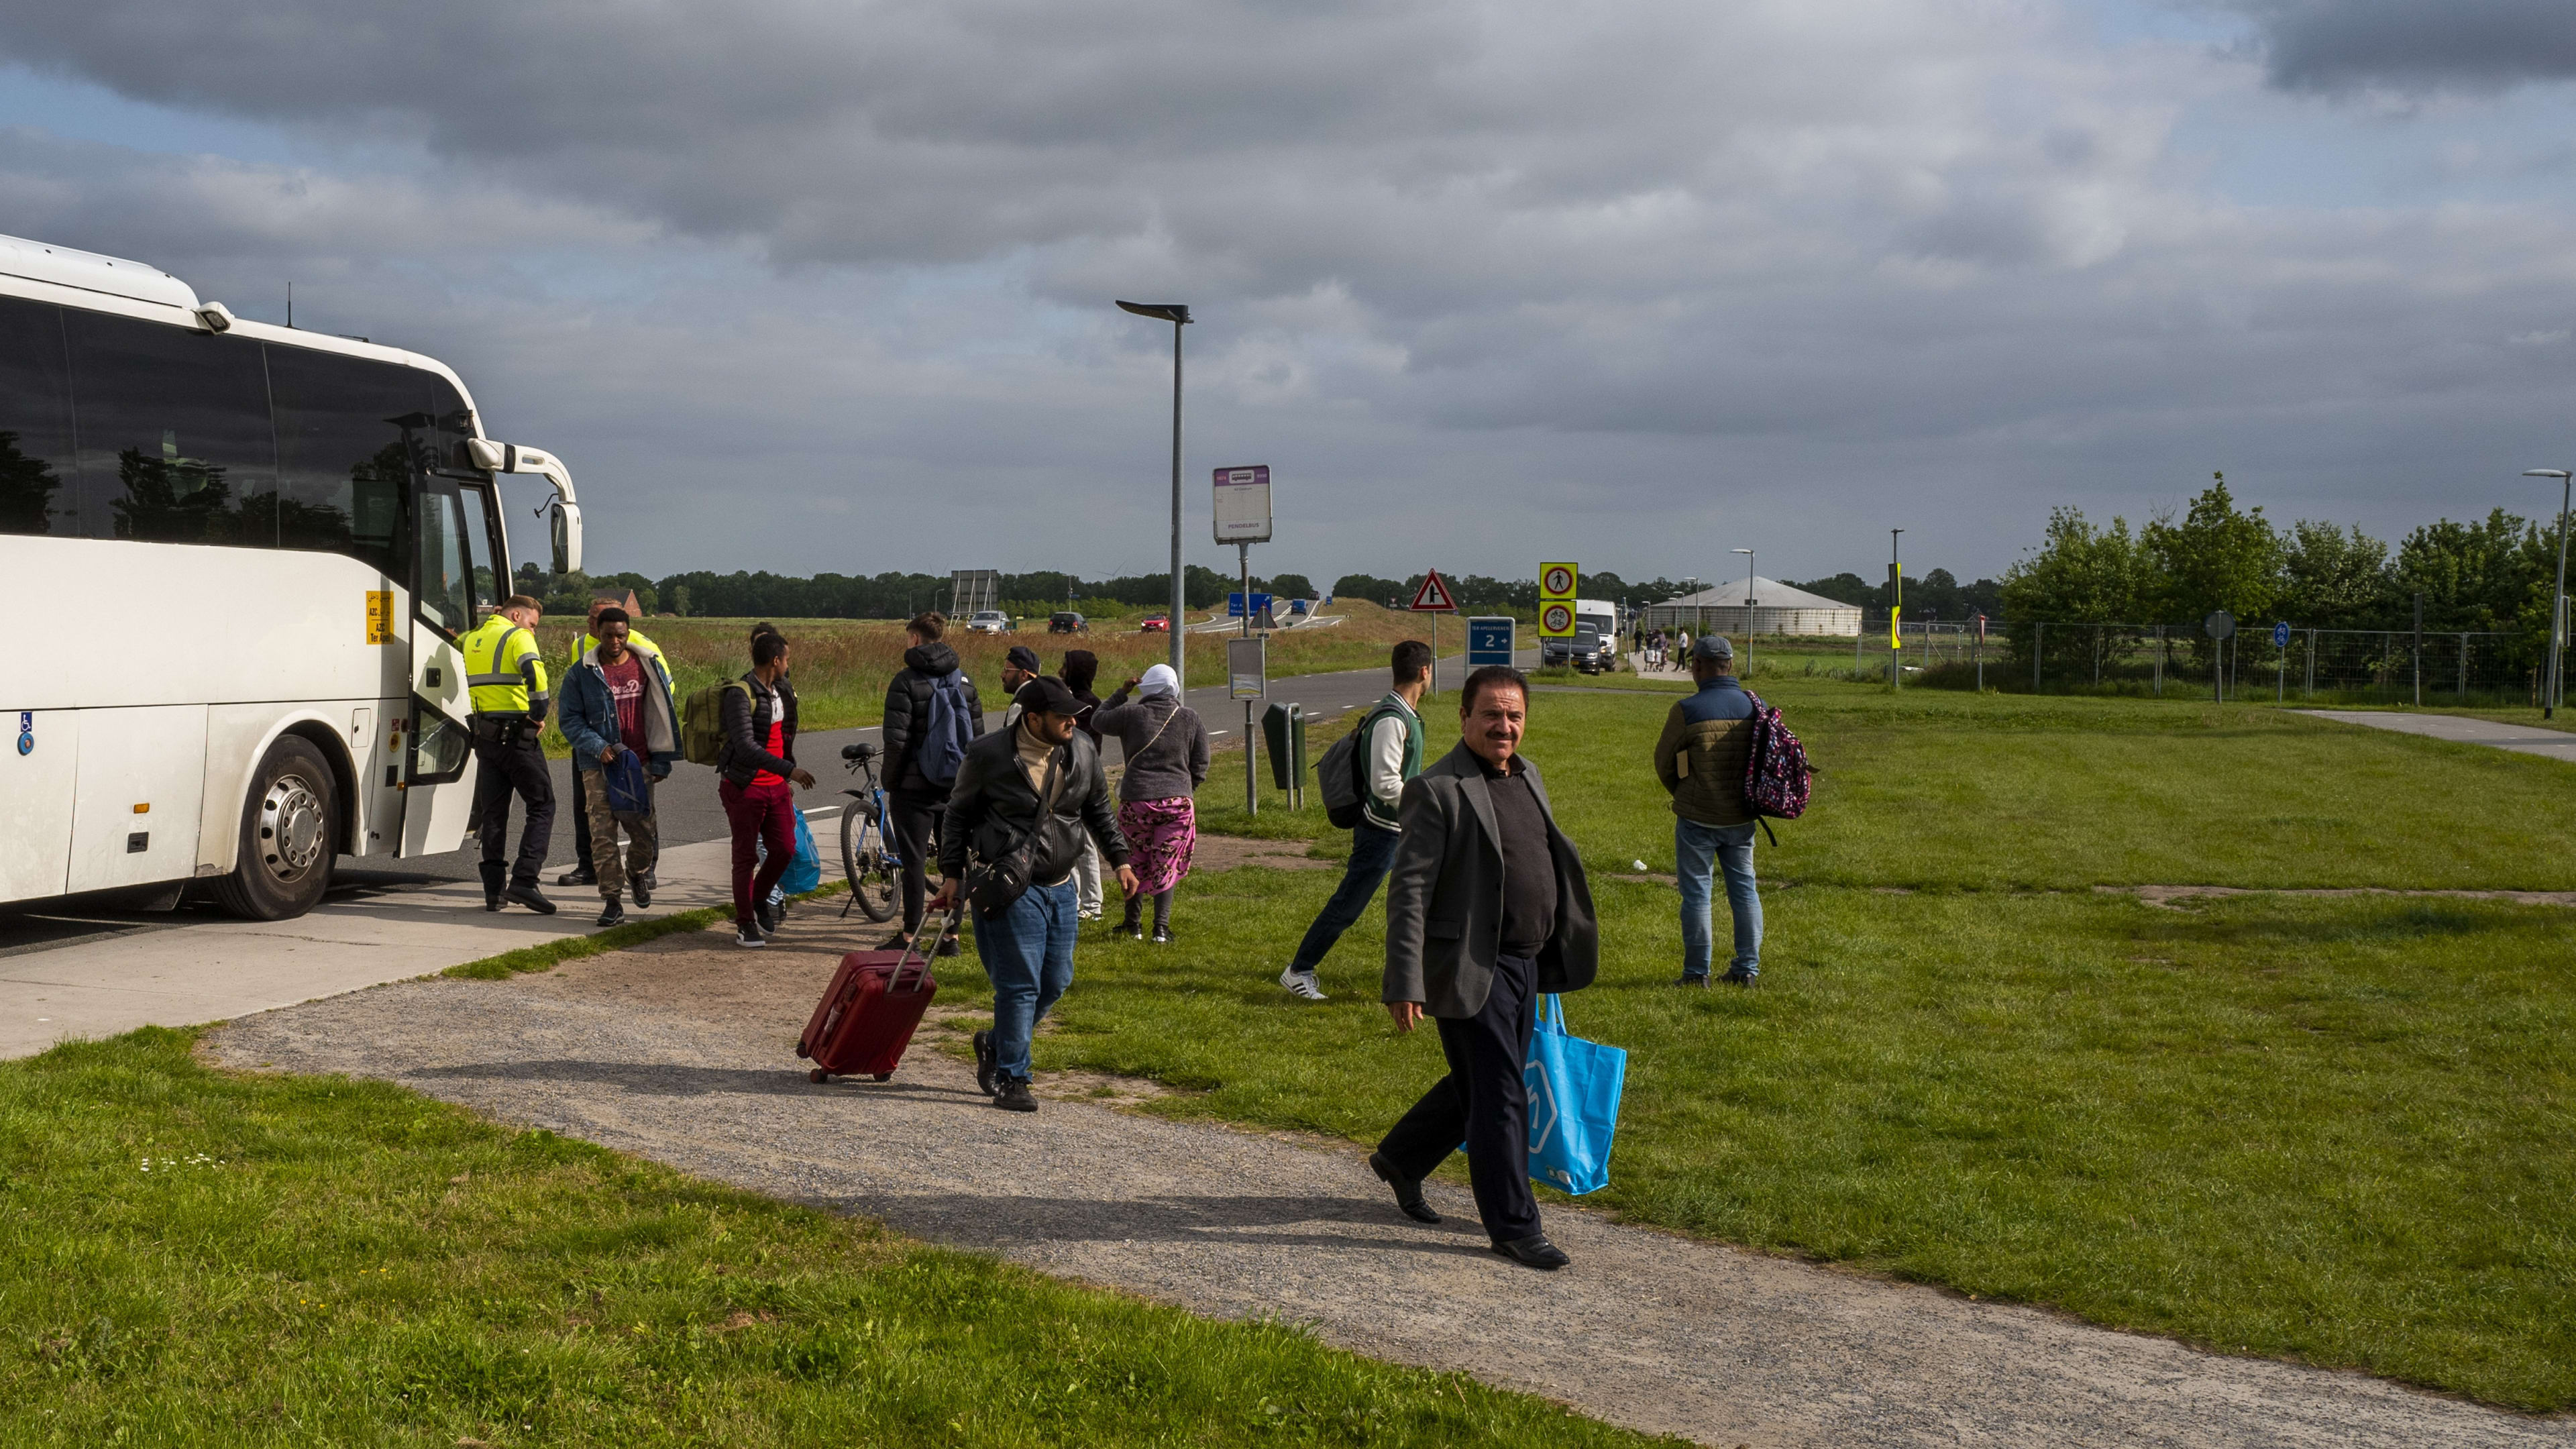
[366,590,394,645]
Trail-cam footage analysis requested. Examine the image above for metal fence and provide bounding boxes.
[1976,623,2537,704]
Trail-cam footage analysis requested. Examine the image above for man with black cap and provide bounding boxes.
[930,676,1138,1113]
[1652,633,1764,986]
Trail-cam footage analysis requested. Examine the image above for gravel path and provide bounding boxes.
[210,924,2574,1449]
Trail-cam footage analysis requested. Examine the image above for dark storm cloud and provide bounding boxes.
[2226,0,2576,93]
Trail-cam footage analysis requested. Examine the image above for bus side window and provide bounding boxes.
[0,297,77,538]
[62,309,279,548]
[265,346,433,578]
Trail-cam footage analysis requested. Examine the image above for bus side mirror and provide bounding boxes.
[551,502,582,575]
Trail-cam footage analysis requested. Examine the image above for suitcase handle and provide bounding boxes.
[889,900,961,994]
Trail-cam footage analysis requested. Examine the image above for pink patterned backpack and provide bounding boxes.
[1741,692,1811,839]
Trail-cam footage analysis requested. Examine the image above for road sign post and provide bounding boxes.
[2273,621,2291,703]
[1410,570,1460,694]
[1538,562,1578,671]
[1228,634,1266,816]
[2204,610,2235,704]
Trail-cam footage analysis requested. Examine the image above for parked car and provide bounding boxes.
[1566,625,1615,674]
[966,610,1012,634]
[1048,611,1087,634]
[1139,613,1169,633]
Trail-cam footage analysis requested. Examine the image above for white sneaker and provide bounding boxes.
[1279,967,1328,1002]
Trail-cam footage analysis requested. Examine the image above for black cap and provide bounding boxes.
[1016,676,1079,717]
[1005,645,1042,673]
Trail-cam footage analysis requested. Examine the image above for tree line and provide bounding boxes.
[1996,475,2566,669]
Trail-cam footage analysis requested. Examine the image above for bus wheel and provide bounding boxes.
[211,736,337,920]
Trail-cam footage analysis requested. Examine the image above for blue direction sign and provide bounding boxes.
[1467,616,1517,665]
[2272,621,2292,648]
[1228,592,1274,619]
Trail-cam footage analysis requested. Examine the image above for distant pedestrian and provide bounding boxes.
[930,676,1137,1112]
[881,612,983,955]
[557,608,678,926]
[1061,649,1107,920]
[1095,663,1210,943]
[461,594,556,915]
[1278,639,1430,1001]
[1654,634,1762,985]
[748,621,798,920]
[559,598,659,890]
[998,645,1041,729]
[717,629,814,948]
[1371,664,1597,1271]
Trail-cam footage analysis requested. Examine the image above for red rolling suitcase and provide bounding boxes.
[796,908,952,1083]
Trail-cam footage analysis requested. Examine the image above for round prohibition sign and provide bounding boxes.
[1542,566,1575,597]
[1542,602,1574,633]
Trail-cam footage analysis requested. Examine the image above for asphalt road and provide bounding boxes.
[0,647,1528,957]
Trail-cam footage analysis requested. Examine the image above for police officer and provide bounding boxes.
[462,594,557,914]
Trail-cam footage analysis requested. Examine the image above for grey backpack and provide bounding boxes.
[1315,706,1391,829]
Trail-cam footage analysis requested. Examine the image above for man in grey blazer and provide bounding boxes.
[1370,665,1599,1269]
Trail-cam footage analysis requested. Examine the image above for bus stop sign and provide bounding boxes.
[1467,616,1516,665]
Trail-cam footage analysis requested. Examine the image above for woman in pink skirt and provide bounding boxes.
[1094,663,1210,943]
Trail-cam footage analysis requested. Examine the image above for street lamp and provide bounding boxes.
[2523,468,2571,718]
[1682,578,1699,639]
[1118,300,1191,677]
[1732,547,1755,671]
[1890,528,1905,691]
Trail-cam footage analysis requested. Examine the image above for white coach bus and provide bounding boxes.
[0,233,582,920]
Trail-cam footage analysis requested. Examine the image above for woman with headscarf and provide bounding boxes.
[1094,662,1210,942]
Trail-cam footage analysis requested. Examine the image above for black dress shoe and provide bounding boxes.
[1369,1152,1441,1224]
[1491,1234,1570,1270]
[972,1029,1000,1097]
[504,883,557,916]
[556,867,596,886]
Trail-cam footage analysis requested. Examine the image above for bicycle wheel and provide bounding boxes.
[847,810,899,922]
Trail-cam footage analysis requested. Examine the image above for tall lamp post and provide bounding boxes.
[2523,468,2573,718]
[1118,301,1191,678]
[1682,578,1699,639]
[1732,547,1756,672]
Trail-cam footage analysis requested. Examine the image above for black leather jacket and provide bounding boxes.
[938,722,1130,886]
[716,672,799,788]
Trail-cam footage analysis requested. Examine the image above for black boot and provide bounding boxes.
[479,861,506,912]
[504,882,557,915]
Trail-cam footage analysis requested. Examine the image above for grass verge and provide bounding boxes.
[0,1028,1672,1447]
[1014,873,2576,1410]
[444,884,847,981]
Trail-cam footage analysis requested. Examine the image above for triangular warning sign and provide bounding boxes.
[1409,570,1459,613]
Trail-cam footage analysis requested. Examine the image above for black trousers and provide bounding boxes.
[472,729,555,890]
[888,783,947,934]
[1377,951,1542,1243]
[568,765,593,873]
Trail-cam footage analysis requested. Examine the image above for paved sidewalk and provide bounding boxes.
[211,928,2576,1449]
[2303,711,2576,762]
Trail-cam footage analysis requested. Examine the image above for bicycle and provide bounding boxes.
[836,741,900,922]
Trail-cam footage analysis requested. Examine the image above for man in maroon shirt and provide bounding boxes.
[560,608,680,926]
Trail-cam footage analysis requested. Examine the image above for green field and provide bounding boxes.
[1069,680,2576,1407]
[0,1030,1665,1447]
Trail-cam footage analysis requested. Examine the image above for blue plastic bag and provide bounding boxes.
[778,808,823,896]
[1523,995,1625,1195]
[601,750,653,816]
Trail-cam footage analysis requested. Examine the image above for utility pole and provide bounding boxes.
[1241,542,1256,815]
[1118,301,1191,679]
[1889,529,1905,690]
[2524,469,2573,718]
[1733,547,1756,672]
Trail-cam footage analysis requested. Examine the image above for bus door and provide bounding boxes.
[396,476,500,855]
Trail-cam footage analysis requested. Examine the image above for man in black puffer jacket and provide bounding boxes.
[930,676,1134,1112]
[881,611,985,951]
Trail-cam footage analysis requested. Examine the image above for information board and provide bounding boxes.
[1213,466,1273,544]
[1227,636,1267,700]
[1467,616,1516,665]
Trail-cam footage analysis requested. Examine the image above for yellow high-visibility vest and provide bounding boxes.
[463,615,549,717]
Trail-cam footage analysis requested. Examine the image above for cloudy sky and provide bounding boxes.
[6,0,2576,587]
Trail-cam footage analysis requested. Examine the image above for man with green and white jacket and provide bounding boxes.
[1279,640,1432,1000]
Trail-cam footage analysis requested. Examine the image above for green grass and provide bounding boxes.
[442,883,845,981]
[1203,677,2576,890]
[0,1029,1670,1447]
[1022,875,2576,1409]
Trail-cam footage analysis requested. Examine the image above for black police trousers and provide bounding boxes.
[473,729,555,890]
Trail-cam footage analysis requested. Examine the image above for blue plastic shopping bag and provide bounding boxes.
[1523,994,1626,1195]
[601,750,653,816]
[779,809,824,896]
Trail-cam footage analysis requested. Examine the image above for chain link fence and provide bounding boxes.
[1863,621,2546,705]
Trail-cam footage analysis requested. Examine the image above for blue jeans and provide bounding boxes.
[974,877,1079,1081]
[1289,822,1403,973]
[1676,818,1761,979]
